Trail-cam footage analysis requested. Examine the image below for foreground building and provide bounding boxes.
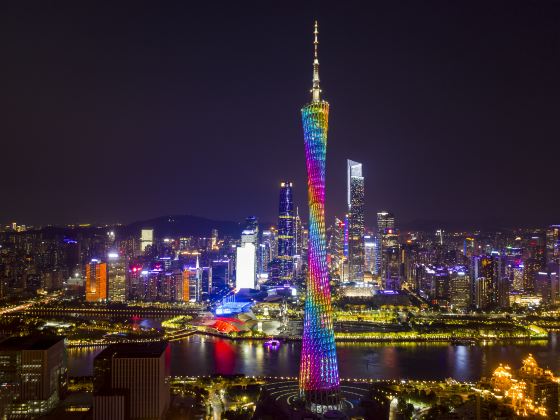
[93,342,170,420]
[299,21,341,413]
[0,335,67,419]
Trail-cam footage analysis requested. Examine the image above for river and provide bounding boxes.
[67,332,560,381]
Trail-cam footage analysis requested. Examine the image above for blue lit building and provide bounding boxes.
[277,181,295,282]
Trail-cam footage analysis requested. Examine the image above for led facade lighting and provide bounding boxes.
[298,21,341,412]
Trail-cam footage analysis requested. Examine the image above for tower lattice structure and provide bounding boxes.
[298,21,341,412]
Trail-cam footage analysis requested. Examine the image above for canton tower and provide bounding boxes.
[299,21,341,412]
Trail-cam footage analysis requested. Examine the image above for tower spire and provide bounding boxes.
[311,20,321,102]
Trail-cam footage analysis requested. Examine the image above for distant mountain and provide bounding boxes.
[117,214,242,238]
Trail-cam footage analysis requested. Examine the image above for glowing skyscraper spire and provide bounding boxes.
[299,21,341,412]
[311,21,321,102]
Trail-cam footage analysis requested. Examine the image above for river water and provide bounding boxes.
[67,333,560,381]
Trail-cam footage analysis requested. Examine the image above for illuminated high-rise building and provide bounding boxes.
[140,228,154,254]
[277,182,295,282]
[241,216,258,283]
[0,336,67,418]
[181,269,192,301]
[107,252,126,302]
[347,160,365,282]
[210,259,231,292]
[260,229,277,282]
[86,259,107,302]
[299,21,340,412]
[377,211,395,232]
[449,266,470,310]
[327,217,345,278]
[236,243,256,289]
[364,234,376,273]
[546,225,560,265]
[294,208,304,256]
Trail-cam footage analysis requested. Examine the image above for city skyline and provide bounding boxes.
[2,4,560,417]
[2,1,560,228]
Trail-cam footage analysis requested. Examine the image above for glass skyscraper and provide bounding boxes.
[277,182,295,282]
[347,160,364,282]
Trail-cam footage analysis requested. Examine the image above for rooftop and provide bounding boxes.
[0,335,64,351]
[95,341,168,360]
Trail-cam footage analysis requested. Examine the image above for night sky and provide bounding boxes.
[2,1,559,229]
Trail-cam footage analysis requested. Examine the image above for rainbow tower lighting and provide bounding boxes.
[299,21,341,412]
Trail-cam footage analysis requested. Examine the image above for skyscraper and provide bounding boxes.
[327,217,345,278]
[107,252,126,302]
[0,336,67,419]
[236,243,256,289]
[347,160,365,282]
[93,342,169,420]
[277,182,295,282]
[140,228,154,254]
[546,225,560,265]
[299,21,340,412]
[377,211,395,231]
[363,234,376,273]
[241,216,258,284]
[86,259,107,302]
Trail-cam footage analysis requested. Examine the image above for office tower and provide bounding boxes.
[463,237,476,259]
[327,217,345,277]
[475,277,491,310]
[363,234,375,273]
[127,263,143,301]
[546,225,560,265]
[377,211,395,232]
[473,254,498,306]
[200,265,212,296]
[535,264,560,305]
[0,336,67,418]
[278,181,295,282]
[179,265,200,302]
[433,268,450,307]
[299,22,340,412]
[497,274,510,308]
[241,216,258,282]
[211,228,219,250]
[511,263,524,291]
[343,214,349,258]
[210,259,230,292]
[140,228,154,254]
[242,216,259,244]
[400,242,418,286]
[381,228,400,289]
[107,252,126,302]
[86,259,107,302]
[449,267,470,311]
[259,229,277,276]
[93,342,170,420]
[524,236,546,291]
[347,160,365,282]
[236,243,256,289]
[181,269,191,301]
[372,235,382,277]
[294,208,304,256]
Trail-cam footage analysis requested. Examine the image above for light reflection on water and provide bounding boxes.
[67,334,558,381]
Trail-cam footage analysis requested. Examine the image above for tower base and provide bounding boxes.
[301,389,342,414]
